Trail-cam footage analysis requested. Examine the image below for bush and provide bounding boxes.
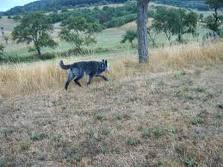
[106,14,137,28]
[39,53,55,60]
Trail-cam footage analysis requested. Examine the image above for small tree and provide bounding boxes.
[205,0,223,35]
[12,12,57,56]
[121,30,137,47]
[168,9,198,43]
[152,7,173,43]
[3,35,9,44]
[60,16,102,52]
[147,27,158,47]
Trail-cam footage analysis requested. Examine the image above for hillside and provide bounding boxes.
[0,41,223,166]
[4,0,127,15]
[154,0,208,11]
[4,0,209,16]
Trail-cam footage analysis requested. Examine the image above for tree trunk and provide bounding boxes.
[36,45,42,56]
[137,0,149,64]
[178,33,182,43]
[214,7,219,34]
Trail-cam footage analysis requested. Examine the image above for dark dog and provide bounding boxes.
[59,59,109,90]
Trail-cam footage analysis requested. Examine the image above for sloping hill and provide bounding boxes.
[4,0,209,16]
[154,0,208,10]
[5,0,127,15]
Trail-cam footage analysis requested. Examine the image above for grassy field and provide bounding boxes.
[0,15,213,64]
[1,6,223,166]
[0,41,223,166]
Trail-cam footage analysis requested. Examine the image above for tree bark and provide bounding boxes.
[137,0,150,63]
[35,44,42,56]
[214,7,219,34]
[178,33,182,43]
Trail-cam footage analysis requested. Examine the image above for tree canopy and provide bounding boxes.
[205,0,223,35]
[152,7,198,42]
[60,16,102,52]
[121,30,137,47]
[12,12,57,56]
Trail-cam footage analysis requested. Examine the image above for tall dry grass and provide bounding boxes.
[0,41,222,97]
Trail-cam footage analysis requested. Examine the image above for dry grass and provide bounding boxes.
[0,41,223,97]
[1,41,223,167]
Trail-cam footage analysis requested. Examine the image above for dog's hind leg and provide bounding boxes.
[74,75,83,87]
[73,70,83,87]
[87,74,94,85]
[65,71,75,90]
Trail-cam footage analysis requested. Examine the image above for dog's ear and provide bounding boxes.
[105,60,107,66]
[102,59,105,63]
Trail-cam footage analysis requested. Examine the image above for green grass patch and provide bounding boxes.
[191,116,204,125]
[126,137,140,146]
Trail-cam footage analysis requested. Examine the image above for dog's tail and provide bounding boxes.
[59,60,71,70]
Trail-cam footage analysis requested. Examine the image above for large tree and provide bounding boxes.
[137,0,150,63]
[12,12,57,56]
[205,0,223,34]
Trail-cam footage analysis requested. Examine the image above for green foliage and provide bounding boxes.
[0,157,6,167]
[5,0,128,15]
[191,116,204,125]
[147,27,159,47]
[184,158,198,167]
[121,30,137,47]
[205,15,222,34]
[94,112,107,121]
[12,12,57,56]
[0,44,4,55]
[206,0,223,9]
[105,14,137,28]
[152,127,166,139]
[63,145,81,162]
[141,128,151,139]
[154,0,209,10]
[46,2,137,28]
[30,132,46,141]
[60,16,102,52]
[152,7,198,43]
[205,0,223,35]
[152,7,173,42]
[126,137,140,146]
[12,15,21,21]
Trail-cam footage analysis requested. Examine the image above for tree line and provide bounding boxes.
[5,0,128,16]
[0,0,222,63]
[122,0,222,49]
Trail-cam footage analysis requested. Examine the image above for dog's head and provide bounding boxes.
[100,59,109,72]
